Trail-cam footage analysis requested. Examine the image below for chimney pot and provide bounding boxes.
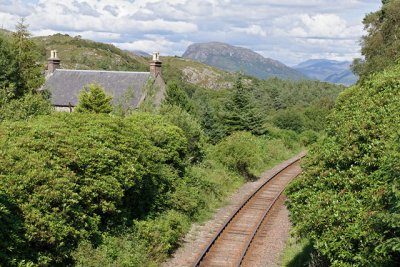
[150,52,162,78]
[47,50,61,74]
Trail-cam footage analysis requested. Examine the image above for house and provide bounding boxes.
[41,50,166,112]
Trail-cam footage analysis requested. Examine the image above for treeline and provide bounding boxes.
[0,20,345,266]
[165,75,343,144]
[286,1,400,266]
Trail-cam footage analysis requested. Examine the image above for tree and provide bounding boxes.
[221,76,265,135]
[352,0,400,79]
[286,63,400,266]
[11,18,44,95]
[0,34,19,105]
[163,81,193,113]
[75,83,113,114]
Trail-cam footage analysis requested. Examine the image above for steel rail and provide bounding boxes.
[193,154,303,267]
[236,172,301,266]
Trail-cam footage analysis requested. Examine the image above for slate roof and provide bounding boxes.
[42,69,152,107]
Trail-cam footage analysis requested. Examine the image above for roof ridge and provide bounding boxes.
[55,69,150,74]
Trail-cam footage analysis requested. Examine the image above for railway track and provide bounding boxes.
[193,155,303,267]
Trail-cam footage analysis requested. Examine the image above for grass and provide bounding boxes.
[280,235,313,267]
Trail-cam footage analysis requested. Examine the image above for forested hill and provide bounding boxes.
[33,33,149,72]
[29,33,237,90]
[182,42,307,81]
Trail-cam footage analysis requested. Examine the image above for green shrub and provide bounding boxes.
[0,112,188,265]
[133,210,190,257]
[299,130,319,146]
[208,131,300,180]
[0,92,53,122]
[160,105,207,163]
[75,83,113,114]
[273,109,305,133]
[209,132,262,180]
[286,63,400,266]
[73,233,155,267]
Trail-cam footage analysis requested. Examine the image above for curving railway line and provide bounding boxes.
[193,155,303,267]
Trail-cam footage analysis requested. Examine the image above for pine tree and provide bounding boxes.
[11,18,44,95]
[221,77,265,135]
[75,83,113,114]
[0,34,19,105]
[163,81,193,112]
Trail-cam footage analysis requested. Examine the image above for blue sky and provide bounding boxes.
[0,0,382,65]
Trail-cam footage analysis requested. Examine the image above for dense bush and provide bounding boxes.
[75,83,113,114]
[0,112,188,265]
[209,131,301,180]
[159,105,207,164]
[0,92,53,122]
[272,108,305,133]
[286,63,400,266]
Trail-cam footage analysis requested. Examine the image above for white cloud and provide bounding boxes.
[233,25,267,37]
[0,0,382,65]
[114,36,191,56]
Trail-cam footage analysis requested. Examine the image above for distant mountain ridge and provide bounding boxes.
[293,59,357,86]
[182,42,306,80]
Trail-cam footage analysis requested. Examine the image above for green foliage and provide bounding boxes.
[209,131,301,180]
[0,113,188,265]
[0,190,30,265]
[0,34,19,102]
[11,19,44,95]
[75,83,113,114]
[163,81,193,112]
[286,63,400,266]
[34,33,148,72]
[73,210,190,266]
[160,105,206,163]
[187,76,343,143]
[221,77,265,135]
[133,210,190,257]
[0,92,53,122]
[1,20,44,103]
[273,109,305,133]
[209,132,263,180]
[73,233,155,267]
[352,0,400,79]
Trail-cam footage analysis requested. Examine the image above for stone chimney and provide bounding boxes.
[150,52,162,78]
[47,50,60,74]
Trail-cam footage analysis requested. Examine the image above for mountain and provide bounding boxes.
[293,59,357,86]
[182,42,306,80]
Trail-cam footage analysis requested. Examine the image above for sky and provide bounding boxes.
[0,0,382,65]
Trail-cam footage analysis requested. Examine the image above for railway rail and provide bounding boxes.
[193,154,304,267]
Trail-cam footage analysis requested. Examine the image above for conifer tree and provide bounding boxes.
[163,81,193,112]
[0,34,19,105]
[11,18,44,95]
[75,83,113,114]
[221,77,264,135]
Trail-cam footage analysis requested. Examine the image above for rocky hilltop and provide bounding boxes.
[182,42,306,80]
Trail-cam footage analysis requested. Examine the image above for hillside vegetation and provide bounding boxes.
[34,33,149,71]
[0,20,347,266]
[286,1,400,266]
